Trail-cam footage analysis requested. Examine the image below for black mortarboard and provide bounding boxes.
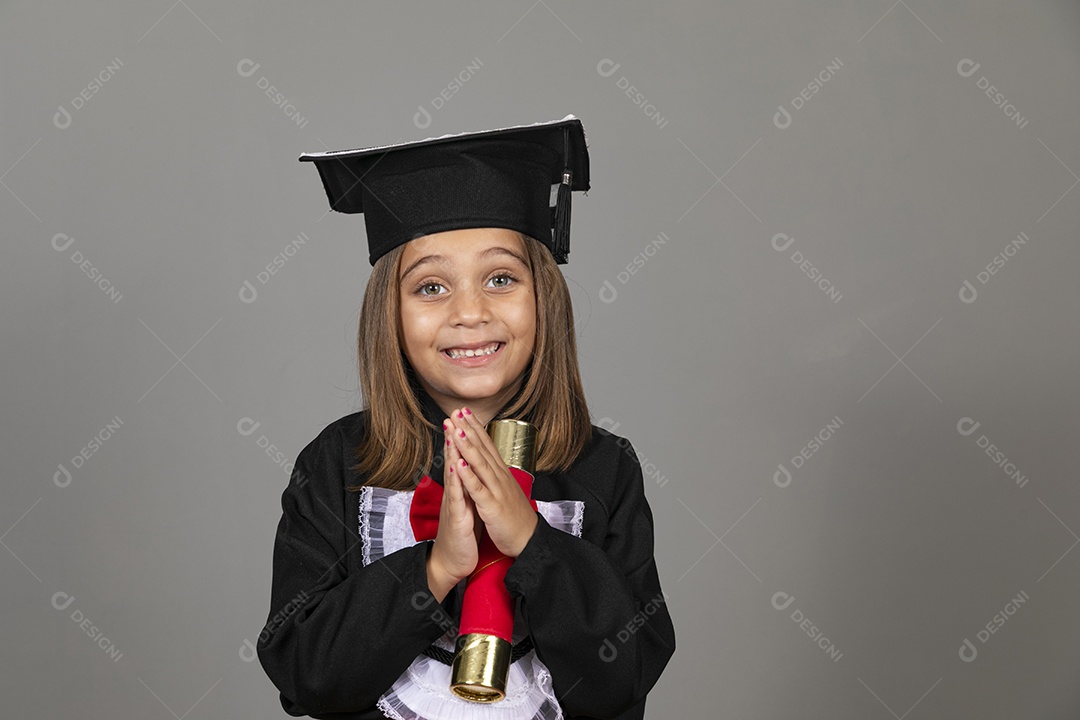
[299,115,589,266]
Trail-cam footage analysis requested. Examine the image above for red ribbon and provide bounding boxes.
[410,468,537,640]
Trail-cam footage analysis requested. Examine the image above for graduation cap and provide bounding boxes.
[299,115,590,266]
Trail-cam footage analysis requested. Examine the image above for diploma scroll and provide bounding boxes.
[449,419,537,702]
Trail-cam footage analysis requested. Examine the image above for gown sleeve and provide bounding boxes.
[256,423,451,717]
[503,435,677,719]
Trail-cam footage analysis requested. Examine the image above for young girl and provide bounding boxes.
[257,116,675,720]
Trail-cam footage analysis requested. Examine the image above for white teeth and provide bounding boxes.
[447,343,500,359]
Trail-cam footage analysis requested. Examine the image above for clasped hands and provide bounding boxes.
[426,407,539,597]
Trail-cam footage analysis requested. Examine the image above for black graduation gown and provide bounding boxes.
[257,384,676,719]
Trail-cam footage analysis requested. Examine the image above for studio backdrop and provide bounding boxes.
[2,1,1079,717]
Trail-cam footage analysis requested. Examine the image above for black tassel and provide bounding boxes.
[552,171,571,264]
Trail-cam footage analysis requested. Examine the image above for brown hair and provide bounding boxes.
[347,232,592,491]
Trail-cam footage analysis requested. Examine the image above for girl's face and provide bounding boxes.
[398,227,536,421]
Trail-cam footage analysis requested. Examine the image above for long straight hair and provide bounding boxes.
[347,232,592,491]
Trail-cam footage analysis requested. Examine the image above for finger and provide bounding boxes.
[460,409,514,489]
[449,420,501,493]
[453,445,496,504]
[448,412,503,500]
[441,421,454,485]
[445,428,467,505]
[451,439,480,518]
[459,462,488,543]
[443,424,470,518]
[458,408,502,468]
[453,448,493,508]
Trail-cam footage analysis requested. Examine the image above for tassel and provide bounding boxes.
[549,124,572,264]
[552,171,571,264]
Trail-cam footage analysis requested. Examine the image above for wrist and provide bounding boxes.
[510,512,539,558]
[425,550,460,603]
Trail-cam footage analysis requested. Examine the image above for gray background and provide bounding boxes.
[2,1,1078,717]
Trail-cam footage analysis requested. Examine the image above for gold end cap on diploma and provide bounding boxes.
[449,633,512,702]
[486,419,537,472]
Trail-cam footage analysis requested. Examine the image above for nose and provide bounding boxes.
[448,283,490,326]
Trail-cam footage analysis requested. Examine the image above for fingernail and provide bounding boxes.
[443,420,450,429]
[446,438,450,446]
[460,459,467,467]
[464,407,471,415]
[459,430,466,438]
[457,410,464,418]
[450,466,454,473]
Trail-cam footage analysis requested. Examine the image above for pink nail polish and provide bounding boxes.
[457,410,463,418]
[459,430,466,438]
[450,466,454,473]
[460,459,467,467]
[446,438,450,446]
[464,407,471,415]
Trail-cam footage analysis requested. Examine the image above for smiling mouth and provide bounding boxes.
[443,342,504,360]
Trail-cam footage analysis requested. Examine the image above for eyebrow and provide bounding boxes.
[399,245,529,281]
